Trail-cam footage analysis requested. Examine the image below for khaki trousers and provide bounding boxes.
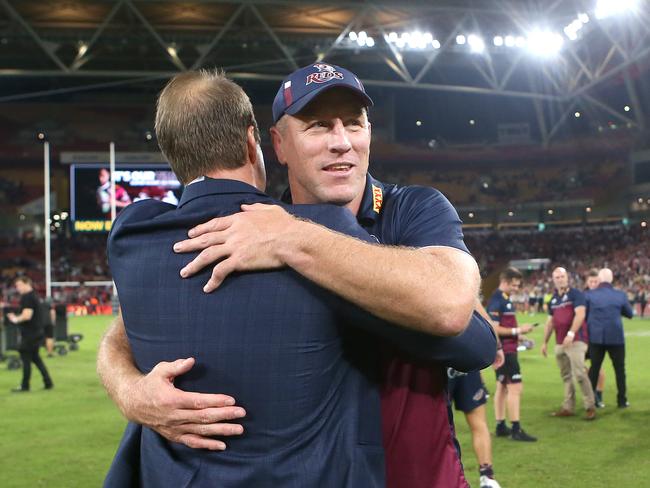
[555,341,595,411]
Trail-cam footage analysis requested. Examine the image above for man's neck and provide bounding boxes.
[557,286,569,295]
[204,166,262,191]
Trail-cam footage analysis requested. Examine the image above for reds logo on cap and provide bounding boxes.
[306,64,344,85]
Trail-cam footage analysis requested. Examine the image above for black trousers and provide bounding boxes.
[588,343,626,405]
[19,347,53,390]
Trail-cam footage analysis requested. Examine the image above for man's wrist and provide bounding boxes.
[567,331,575,338]
[277,218,321,269]
[117,373,146,422]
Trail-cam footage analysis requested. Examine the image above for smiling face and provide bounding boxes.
[501,278,522,295]
[270,89,371,213]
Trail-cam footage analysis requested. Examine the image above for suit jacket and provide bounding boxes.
[586,283,634,345]
[105,177,496,487]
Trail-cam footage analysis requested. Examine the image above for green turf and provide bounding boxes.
[0,313,648,487]
[0,316,126,488]
[455,313,650,488]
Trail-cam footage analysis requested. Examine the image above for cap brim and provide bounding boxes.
[284,83,373,117]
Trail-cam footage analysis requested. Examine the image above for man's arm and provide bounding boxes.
[7,308,33,323]
[97,313,246,450]
[343,303,496,371]
[175,204,480,336]
[475,300,504,369]
[541,316,554,357]
[562,305,586,346]
[621,295,634,318]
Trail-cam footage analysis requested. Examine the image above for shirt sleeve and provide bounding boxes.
[339,305,496,369]
[572,289,586,308]
[394,187,469,252]
[486,295,501,322]
[20,293,37,313]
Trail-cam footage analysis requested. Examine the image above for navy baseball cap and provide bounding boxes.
[272,63,373,123]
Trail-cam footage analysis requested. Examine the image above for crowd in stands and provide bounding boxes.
[0,178,27,205]
[2,221,647,316]
[465,225,650,315]
[366,159,627,207]
[0,234,112,311]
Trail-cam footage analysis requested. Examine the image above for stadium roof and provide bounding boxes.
[1,0,648,145]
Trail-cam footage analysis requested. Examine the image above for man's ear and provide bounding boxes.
[269,125,286,167]
[247,126,258,166]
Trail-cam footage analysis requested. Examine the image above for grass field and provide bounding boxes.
[0,313,648,487]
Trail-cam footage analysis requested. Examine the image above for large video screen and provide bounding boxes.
[71,164,182,232]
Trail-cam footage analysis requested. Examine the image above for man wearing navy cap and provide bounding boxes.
[99,63,486,487]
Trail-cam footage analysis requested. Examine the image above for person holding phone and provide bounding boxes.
[488,267,538,442]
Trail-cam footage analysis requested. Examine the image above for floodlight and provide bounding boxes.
[468,34,485,53]
[493,36,504,46]
[456,35,466,45]
[505,35,515,47]
[78,42,88,57]
[432,40,441,49]
[564,27,578,41]
[574,111,581,118]
[595,0,639,19]
[349,31,358,41]
[578,13,590,23]
[366,37,375,47]
[624,105,631,112]
[388,32,397,42]
[515,36,526,48]
[526,30,563,57]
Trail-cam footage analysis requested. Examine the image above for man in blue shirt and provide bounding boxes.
[585,268,634,408]
[98,64,491,488]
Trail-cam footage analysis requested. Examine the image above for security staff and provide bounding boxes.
[7,276,53,392]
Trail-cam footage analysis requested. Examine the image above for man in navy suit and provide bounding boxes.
[586,268,634,408]
[104,70,495,487]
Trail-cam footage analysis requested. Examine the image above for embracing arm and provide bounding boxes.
[177,204,480,337]
[96,313,246,450]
